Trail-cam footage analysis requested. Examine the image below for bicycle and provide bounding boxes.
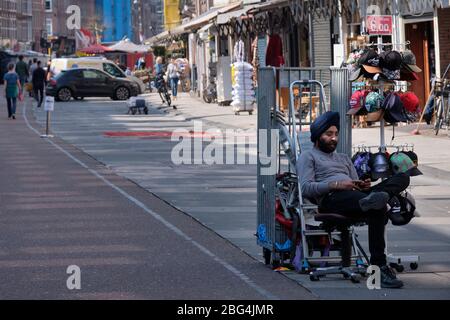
[154,72,174,109]
[202,74,217,104]
[435,89,450,136]
[433,65,450,135]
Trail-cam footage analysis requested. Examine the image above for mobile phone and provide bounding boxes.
[352,180,364,186]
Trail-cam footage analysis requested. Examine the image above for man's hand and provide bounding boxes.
[360,179,372,190]
[353,179,371,191]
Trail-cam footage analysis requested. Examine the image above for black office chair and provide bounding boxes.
[306,212,369,283]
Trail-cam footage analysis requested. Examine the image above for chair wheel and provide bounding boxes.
[410,263,418,270]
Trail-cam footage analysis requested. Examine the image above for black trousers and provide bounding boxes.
[33,86,44,107]
[319,173,410,266]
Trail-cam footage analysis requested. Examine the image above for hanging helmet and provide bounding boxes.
[369,151,391,180]
[388,191,417,226]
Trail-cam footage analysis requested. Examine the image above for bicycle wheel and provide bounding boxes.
[203,91,212,103]
[434,97,443,135]
[165,91,171,106]
[158,90,165,104]
[443,94,450,132]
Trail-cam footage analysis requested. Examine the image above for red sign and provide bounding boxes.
[366,15,393,35]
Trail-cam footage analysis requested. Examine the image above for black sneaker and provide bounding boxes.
[359,192,390,212]
[380,265,404,289]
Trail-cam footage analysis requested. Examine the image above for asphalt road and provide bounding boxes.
[0,99,315,300]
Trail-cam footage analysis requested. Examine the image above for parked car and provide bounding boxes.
[46,68,139,102]
[50,57,146,94]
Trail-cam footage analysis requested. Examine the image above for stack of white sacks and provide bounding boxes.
[231,62,255,112]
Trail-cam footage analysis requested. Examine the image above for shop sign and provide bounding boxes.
[366,15,393,35]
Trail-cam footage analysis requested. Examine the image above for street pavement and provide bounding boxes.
[11,91,450,299]
[0,97,316,300]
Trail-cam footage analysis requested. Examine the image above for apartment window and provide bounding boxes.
[45,0,52,12]
[46,18,53,36]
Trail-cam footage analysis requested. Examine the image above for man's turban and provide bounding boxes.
[310,111,340,143]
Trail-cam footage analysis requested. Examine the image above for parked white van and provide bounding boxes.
[50,57,146,94]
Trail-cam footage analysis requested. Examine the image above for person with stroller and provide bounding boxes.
[297,111,410,289]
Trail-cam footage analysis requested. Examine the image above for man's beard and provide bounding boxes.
[318,138,337,153]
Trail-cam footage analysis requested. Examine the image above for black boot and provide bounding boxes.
[380,265,404,289]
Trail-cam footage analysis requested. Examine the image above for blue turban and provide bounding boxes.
[310,111,340,143]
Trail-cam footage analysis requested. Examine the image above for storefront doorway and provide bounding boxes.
[405,21,436,108]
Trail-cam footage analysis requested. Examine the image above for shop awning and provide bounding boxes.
[216,0,288,25]
[248,0,289,13]
[182,1,243,31]
[197,23,214,34]
[216,5,257,25]
[145,31,169,45]
[144,24,187,45]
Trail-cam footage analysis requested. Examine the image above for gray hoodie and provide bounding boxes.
[297,147,359,201]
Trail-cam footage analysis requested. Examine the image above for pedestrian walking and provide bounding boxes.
[167,58,180,100]
[29,58,38,81]
[15,55,29,94]
[29,58,38,97]
[32,61,46,108]
[2,63,21,120]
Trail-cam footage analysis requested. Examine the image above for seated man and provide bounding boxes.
[297,111,409,289]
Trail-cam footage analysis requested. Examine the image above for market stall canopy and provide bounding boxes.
[216,1,276,25]
[108,39,151,53]
[79,43,112,54]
